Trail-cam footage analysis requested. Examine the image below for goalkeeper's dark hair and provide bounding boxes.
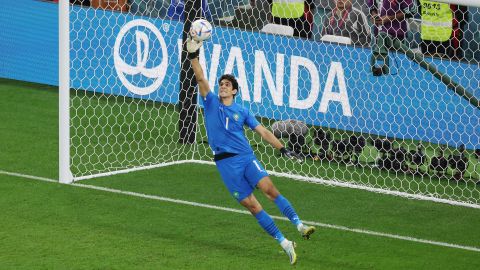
[219,74,239,97]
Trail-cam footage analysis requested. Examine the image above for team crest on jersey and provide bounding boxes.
[233,113,239,121]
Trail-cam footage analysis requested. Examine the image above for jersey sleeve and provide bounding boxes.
[244,109,260,130]
[201,91,219,110]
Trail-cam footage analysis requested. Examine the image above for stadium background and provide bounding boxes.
[0,0,479,269]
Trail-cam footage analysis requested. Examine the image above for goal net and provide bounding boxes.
[60,0,479,207]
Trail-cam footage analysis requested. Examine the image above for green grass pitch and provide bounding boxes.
[0,78,479,269]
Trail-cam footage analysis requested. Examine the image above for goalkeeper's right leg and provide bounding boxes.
[281,239,297,265]
[241,194,297,265]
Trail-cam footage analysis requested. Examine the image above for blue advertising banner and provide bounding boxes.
[1,1,479,149]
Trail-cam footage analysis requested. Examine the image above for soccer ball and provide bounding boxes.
[190,19,213,41]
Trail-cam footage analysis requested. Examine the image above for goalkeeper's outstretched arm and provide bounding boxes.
[254,125,284,150]
[190,58,210,98]
[187,38,210,97]
[255,125,303,162]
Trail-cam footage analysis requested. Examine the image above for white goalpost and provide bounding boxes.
[59,0,72,184]
[59,0,479,208]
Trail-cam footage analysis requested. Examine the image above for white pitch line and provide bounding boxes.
[1,169,480,253]
[0,170,57,183]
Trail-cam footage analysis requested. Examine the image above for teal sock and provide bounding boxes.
[255,210,285,243]
[274,195,301,226]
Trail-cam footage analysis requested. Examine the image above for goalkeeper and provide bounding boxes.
[186,35,315,265]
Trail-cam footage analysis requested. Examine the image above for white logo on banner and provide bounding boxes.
[114,19,168,95]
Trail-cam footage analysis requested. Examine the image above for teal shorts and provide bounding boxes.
[215,153,269,202]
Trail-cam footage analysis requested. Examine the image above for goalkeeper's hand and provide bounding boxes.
[186,32,203,60]
[280,147,304,163]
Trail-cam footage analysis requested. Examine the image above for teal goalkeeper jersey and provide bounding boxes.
[201,92,260,155]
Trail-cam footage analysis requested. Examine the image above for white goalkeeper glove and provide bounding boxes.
[186,32,203,59]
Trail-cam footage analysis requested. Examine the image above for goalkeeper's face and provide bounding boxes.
[218,79,238,99]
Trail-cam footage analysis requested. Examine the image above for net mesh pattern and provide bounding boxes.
[69,0,479,204]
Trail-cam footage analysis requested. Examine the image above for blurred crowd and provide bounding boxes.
[56,0,480,63]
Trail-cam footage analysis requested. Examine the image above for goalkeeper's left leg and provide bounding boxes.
[274,194,316,240]
[256,177,316,240]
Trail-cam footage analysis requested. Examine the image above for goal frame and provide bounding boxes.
[59,0,480,208]
[59,0,72,184]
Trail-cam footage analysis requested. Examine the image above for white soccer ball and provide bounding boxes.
[190,19,213,41]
